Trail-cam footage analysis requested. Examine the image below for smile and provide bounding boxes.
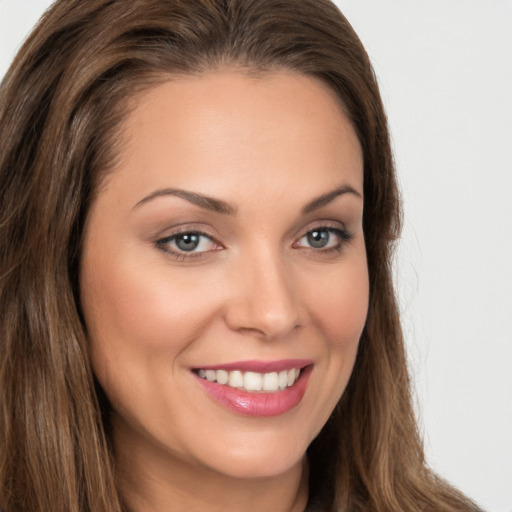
[193,360,312,417]
[196,368,301,393]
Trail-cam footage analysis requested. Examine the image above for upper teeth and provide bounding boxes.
[197,368,301,392]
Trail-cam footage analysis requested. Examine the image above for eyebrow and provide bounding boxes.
[302,184,362,214]
[134,188,237,214]
[133,183,362,215]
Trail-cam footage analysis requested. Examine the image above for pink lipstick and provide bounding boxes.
[192,360,312,417]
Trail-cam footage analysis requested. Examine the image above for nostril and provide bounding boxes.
[224,301,301,340]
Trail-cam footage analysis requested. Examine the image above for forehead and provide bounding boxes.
[103,69,363,207]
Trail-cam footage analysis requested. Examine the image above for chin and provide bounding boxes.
[183,423,314,480]
[204,447,305,480]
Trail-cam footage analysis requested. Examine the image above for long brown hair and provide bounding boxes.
[0,1,480,511]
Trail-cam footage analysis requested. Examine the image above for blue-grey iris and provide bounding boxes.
[175,233,200,251]
[307,230,329,248]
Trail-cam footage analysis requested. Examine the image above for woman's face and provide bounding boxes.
[80,70,368,481]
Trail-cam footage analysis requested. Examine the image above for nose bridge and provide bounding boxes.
[225,242,300,339]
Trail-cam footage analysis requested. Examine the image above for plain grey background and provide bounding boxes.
[1,1,511,510]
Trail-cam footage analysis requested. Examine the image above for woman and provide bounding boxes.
[0,0,482,511]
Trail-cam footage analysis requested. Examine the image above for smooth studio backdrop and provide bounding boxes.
[1,1,511,511]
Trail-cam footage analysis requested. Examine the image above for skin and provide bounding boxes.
[80,70,368,512]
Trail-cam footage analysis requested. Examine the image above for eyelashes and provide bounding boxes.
[157,231,219,255]
[155,228,220,260]
[294,227,353,251]
[155,225,354,261]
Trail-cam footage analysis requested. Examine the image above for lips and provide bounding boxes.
[192,360,312,417]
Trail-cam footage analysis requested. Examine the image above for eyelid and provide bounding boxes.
[154,225,223,259]
[293,222,354,251]
[295,220,347,240]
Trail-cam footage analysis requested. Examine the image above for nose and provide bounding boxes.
[224,249,301,340]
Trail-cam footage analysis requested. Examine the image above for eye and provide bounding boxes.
[156,231,219,256]
[295,227,352,251]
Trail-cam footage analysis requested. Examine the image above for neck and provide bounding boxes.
[113,421,309,512]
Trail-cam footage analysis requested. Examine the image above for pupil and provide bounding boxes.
[176,233,200,251]
[307,230,329,248]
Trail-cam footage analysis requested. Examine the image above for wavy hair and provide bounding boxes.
[0,0,480,510]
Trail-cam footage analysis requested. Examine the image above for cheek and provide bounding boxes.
[81,252,215,358]
[291,249,368,440]
[305,255,369,350]
[80,251,222,431]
